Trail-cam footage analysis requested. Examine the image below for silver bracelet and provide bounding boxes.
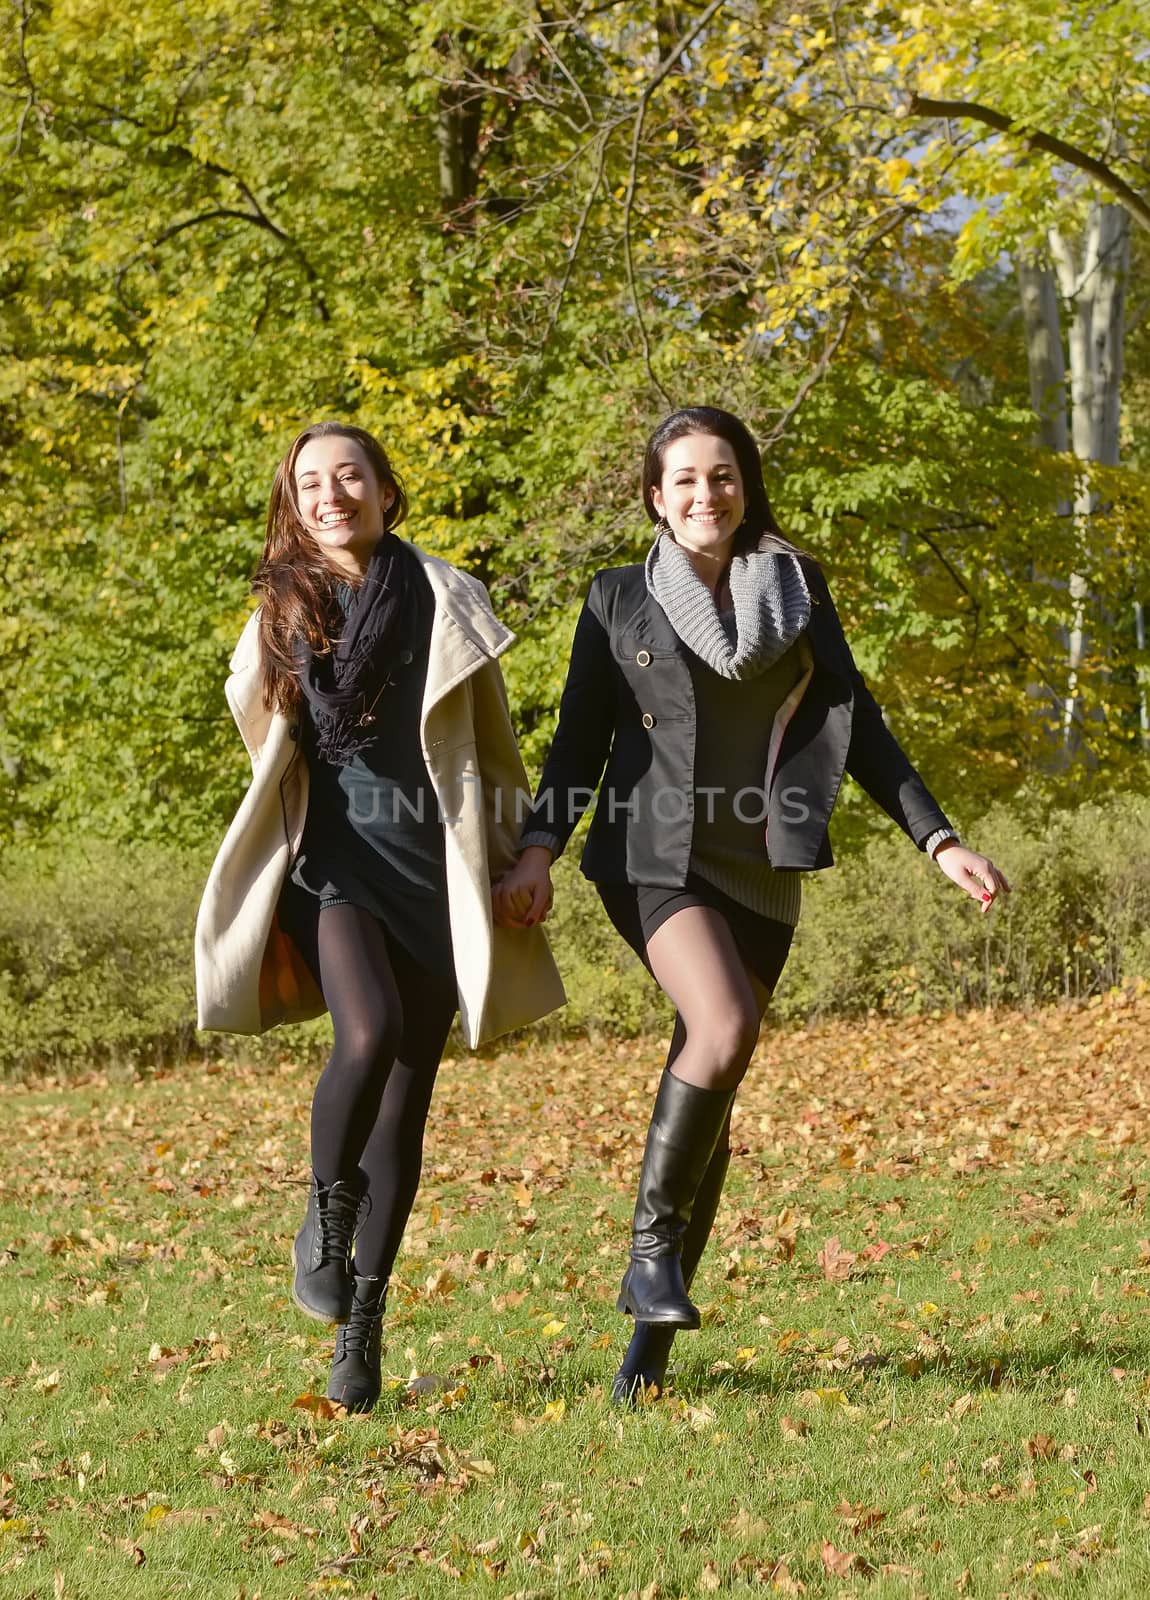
[925,827,959,859]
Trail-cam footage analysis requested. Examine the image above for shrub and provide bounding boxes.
[776,793,1150,1019]
[4,793,1150,1075]
[543,850,673,1039]
[0,841,329,1077]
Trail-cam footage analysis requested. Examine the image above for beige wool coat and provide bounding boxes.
[194,545,566,1047]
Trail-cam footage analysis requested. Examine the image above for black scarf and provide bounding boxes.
[297,533,412,765]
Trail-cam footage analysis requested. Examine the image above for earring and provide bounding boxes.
[654,516,671,538]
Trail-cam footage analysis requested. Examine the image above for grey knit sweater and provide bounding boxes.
[685,610,804,925]
[522,612,807,926]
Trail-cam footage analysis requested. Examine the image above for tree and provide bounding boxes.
[898,0,1149,748]
[2,0,1147,861]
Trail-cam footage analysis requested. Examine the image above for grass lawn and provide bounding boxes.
[4,992,1150,1598]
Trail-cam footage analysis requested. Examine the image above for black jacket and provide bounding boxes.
[524,557,952,884]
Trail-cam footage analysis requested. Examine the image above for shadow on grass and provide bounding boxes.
[363,1324,1150,1417]
[284,1330,1150,1437]
[642,1332,1150,1405]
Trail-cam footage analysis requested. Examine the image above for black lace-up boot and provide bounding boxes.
[327,1275,386,1412]
[292,1174,364,1323]
[616,1072,735,1327]
[611,1140,730,1404]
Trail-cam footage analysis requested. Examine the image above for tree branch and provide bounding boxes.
[908,93,1150,233]
[759,303,855,449]
[910,524,1083,729]
[622,0,727,406]
[7,0,48,157]
[56,104,332,321]
[760,204,915,447]
[531,124,615,375]
[113,208,303,303]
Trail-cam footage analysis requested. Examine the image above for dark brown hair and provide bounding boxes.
[252,422,408,713]
[641,405,798,557]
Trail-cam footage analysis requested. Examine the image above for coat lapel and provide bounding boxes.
[224,551,511,745]
[620,586,690,655]
[412,546,515,716]
[224,608,273,759]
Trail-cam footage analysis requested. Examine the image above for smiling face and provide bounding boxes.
[293,433,395,578]
[650,431,746,561]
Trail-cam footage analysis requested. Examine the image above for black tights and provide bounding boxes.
[293,901,457,1280]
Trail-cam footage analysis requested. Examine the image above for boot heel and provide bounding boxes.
[612,1321,678,1405]
[610,1121,733,1405]
[619,1257,699,1326]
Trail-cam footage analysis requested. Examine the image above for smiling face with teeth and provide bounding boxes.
[650,431,747,567]
[293,433,396,580]
[652,435,751,579]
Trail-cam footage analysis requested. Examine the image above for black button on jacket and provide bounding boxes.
[525,556,953,886]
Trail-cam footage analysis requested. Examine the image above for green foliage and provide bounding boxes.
[0,831,668,1074]
[538,787,1150,1030]
[3,0,1150,861]
[890,0,1150,274]
[0,833,671,1075]
[543,846,674,1041]
[0,842,204,1072]
[0,842,330,1077]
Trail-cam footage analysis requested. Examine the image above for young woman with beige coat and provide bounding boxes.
[195,421,564,1412]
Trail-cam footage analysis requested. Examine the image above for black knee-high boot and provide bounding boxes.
[611,1137,730,1401]
[616,1072,735,1327]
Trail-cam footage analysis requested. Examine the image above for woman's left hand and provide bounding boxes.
[934,842,1011,913]
[491,848,555,929]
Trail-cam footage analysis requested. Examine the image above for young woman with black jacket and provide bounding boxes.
[493,406,1009,1403]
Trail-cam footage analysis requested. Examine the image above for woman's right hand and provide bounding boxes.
[492,846,554,929]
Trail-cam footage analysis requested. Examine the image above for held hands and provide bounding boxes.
[492,845,554,930]
[934,841,1011,914]
[493,841,1012,926]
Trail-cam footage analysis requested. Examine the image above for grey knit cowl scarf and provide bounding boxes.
[644,527,811,680]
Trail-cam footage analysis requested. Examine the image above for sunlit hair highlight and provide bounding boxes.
[253,422,408,714]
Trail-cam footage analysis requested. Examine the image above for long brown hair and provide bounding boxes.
[253,422,409,714]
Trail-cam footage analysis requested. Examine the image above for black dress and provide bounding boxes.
[286,562,455,980]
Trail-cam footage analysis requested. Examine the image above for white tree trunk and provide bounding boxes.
[1016,256,1073,740]
[1017,257,1069,455]
[1047,202,1130,744]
